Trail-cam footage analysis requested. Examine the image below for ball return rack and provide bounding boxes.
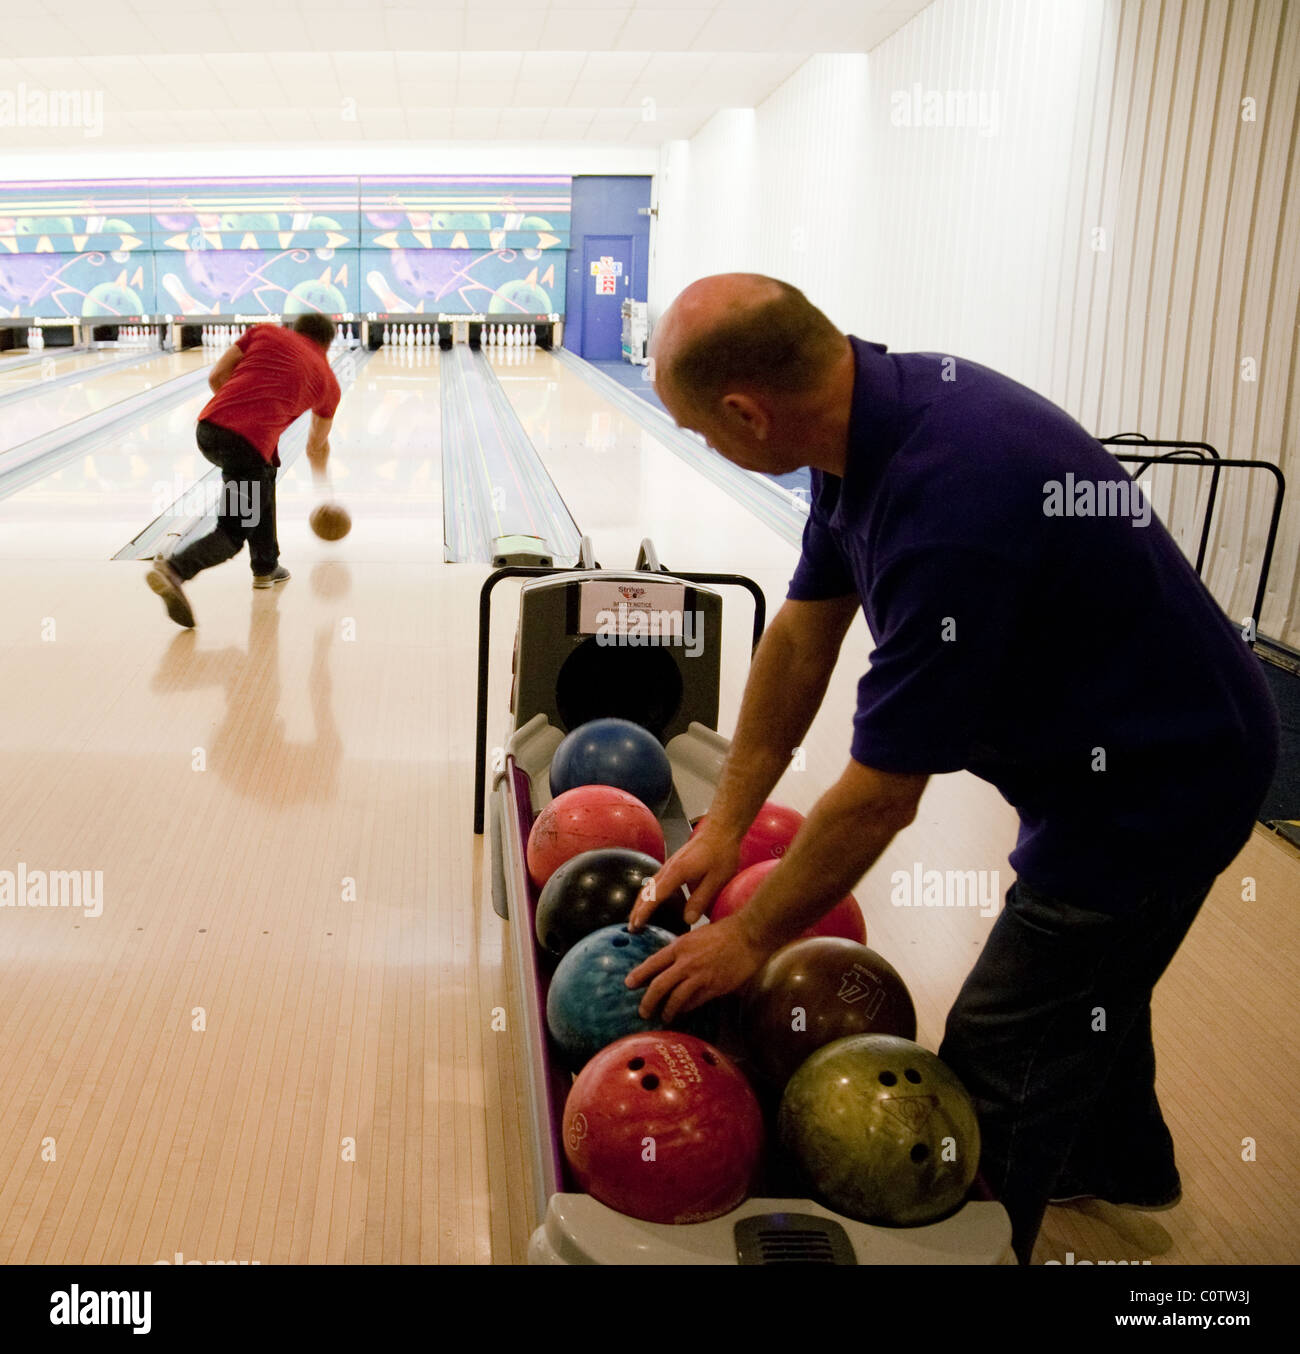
[475,537,1013,1264]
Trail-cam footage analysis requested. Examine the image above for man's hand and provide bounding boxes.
[626,913,773,1022]
[628,823,740,931]
[305,414,334,480]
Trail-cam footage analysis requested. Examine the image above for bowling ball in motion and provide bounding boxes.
[710,859,867,944]
[527,785,665,888]
[550,717,675,814]
[535,847,688,957]
[740,937,916,1089]
[778,1034,981,1227]
[310,502,352,541]
[563,1031,765,1223]
[547,924,709,1069]
[691,800,804,871]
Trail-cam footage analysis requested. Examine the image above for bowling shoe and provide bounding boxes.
[145,557,196,628]
[253,565,292,589]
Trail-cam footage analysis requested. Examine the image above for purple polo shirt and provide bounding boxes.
[789,338,1279,907]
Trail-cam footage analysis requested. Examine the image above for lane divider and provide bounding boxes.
[551,348,810,548]
[442,346,581,565]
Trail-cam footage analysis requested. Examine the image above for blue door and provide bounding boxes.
[581,235,633,361]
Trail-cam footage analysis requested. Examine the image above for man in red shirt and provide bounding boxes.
[145,312,341,627]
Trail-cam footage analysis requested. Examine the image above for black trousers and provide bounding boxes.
[938,874,1215,1264]
[170,420,279,579]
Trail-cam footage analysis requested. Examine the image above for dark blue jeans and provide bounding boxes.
[170,420,279,579]
[939,874,1215,1264]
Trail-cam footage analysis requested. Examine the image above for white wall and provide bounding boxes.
[649,0,1300,645]
[650,55,869,329]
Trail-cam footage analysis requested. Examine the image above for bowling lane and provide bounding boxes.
[0,342,443,565]
[0,348,209,455]
[487,346,797,582]
[0,346,135,395]
[263,343,444,567]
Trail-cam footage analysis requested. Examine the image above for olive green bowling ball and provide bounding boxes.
[778,1034,980,1226]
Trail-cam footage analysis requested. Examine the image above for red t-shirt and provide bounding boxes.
[199,324,341,464]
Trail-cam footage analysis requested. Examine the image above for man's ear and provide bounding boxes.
[722,392,770,441]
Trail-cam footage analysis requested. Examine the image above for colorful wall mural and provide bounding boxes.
[0,176,570,321]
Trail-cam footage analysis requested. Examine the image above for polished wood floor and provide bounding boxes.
[0,344,1295,1264]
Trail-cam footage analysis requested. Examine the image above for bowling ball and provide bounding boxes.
[710,859,867,944]
[550,717,674,814]
[778,1034,981,1226]
[535,848,688,957]
[527,785,665,888]
[82,282,143,319]
[547,924,703,1069]
[286,279,347,315]
[310,502,352,541]
[692,800,804,871]
[492,278,551,314]
[392,249,459,297]
[186,250,262,303]
[563,1031,765,1223]
[740,937,916,1088]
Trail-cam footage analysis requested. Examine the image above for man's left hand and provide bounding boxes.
[626,914,774,1022]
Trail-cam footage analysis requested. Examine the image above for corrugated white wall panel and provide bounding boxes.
[650,0,1298,642]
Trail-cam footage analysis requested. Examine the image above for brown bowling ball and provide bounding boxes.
[741,937,917,1090]
[310,501,352,541]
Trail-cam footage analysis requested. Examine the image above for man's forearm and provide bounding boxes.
[705,616,837,839]
[736,774,918,950]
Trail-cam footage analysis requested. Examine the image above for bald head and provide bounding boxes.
[651,274,853,477]
[653,273,845,415]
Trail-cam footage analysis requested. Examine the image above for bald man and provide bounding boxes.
[625,273,1278,1264]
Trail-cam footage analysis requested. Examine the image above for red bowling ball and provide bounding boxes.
[527,784,665,888]
[709,859,867,944]
[562,1032,765,1224]
[692,800,804,872]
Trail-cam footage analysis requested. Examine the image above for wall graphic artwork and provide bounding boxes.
[0,176,571,320]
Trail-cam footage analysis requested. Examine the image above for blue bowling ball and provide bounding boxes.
[549,717,674,814]
[546,924,678,1069]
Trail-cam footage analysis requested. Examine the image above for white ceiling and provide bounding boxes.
[0,0,928,148]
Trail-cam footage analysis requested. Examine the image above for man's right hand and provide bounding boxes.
[629,823,741,930]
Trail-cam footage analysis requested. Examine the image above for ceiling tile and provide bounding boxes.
[539,9,629,50]
[614,11,711,51]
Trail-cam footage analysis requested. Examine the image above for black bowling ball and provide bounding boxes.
[535,848,689,957]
